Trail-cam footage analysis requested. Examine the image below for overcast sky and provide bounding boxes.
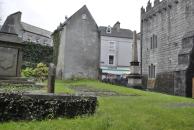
[1,0,154,32]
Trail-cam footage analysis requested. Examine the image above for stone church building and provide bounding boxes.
[141,0,194,97]
[53,5,100,80]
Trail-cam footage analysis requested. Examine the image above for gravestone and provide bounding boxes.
[0,32,24,78]
[47,63,56,93]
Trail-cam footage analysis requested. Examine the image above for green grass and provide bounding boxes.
[1,80,194,130]
[54,80,75,94]
[55,79,146,96]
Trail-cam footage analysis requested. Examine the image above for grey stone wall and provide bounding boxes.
[154,72,174,95]
[174,70,186,96]
[141,0,194,96]
[56,6,100,80]
[1,12,52,46]
[22,31,52,46]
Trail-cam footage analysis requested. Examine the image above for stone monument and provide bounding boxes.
[127,31,142,88]
[0,32,24,78]
[47,63,56,93]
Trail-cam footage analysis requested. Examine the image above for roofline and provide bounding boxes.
[99,26,133,32]
[21,22,52,33]
[53,5,98,33]
[8,11,22,17]
[100,34,140,40]
[22,29,51,38]
[100,35,134,39]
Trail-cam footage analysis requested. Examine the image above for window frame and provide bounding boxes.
[150,34,158,49]
[109,55,114,65]
[148,64,156,79]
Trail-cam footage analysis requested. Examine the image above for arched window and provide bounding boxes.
[106,25,111,33]
[150,34,158,49]
[149,64,156,78]
[82,14,87,20]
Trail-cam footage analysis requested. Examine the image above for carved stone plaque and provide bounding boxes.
[0,47,18,76]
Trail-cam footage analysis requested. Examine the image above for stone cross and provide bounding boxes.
[132,31,138,62]
[47,63,56,93]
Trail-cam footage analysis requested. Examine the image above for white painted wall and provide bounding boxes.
[100,36,140,68]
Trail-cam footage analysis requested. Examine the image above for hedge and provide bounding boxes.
[0,93,97,121]
[22,42,53,68]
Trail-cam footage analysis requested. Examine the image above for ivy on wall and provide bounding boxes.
[22,42,53,68]
[52,30,60,65]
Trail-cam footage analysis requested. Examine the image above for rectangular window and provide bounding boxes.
[150,37,153,49]
[150,34,158,49]
[109,42,116,51]
[155,35,157,48]
[149,66,151,78]
[153,35,155,48]
[153,65,155,78]
[109,55,114,65]
[149,64,156,78]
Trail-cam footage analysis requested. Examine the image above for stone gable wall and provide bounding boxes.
[56,7,100,80]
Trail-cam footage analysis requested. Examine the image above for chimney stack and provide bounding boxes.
[113,21,120,32]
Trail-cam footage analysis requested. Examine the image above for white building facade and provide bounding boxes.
[99,22,140,76]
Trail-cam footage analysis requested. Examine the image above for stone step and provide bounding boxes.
[0,80,35,85]
[0,77,28,81]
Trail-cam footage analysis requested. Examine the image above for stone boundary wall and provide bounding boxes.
[0,93,97,121]
[154,72,174,94]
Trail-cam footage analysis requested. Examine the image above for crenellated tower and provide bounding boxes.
[141,0,194,97]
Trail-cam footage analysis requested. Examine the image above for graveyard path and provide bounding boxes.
[70,86,139,97]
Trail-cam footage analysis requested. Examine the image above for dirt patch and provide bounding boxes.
[166,102,194,108]
[70,86,139,97]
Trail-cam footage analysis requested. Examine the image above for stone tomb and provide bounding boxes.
[0,32,24,78]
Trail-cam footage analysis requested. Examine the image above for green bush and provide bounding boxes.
[33,63,48,82]
[22,63,48,82]
[21,67,34,77]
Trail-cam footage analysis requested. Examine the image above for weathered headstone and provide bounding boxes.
[47,63,56,93]
[0,32,24,78]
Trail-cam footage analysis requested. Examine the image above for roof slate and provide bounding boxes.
[99,26,140,39]
[21,22,51,38]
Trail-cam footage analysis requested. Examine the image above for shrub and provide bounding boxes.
[0,93,97,121]
[22,63,48,82]
[33,63,48,82]
[21,67,34,77]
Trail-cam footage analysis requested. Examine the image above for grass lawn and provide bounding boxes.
[1,80,194,130]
